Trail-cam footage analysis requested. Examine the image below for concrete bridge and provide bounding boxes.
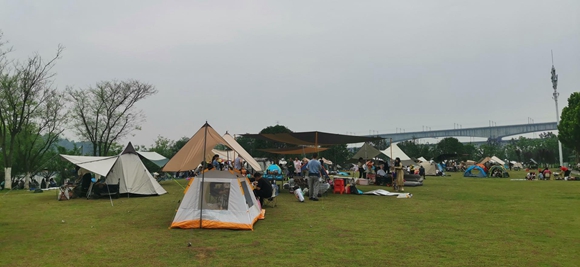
[375,122,557,143]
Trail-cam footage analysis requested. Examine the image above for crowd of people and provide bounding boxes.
[5,176,58,190]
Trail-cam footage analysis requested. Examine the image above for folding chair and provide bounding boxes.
[262,183,279,208]
[58,185,73,200]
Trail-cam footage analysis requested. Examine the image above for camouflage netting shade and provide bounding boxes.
[243,131,382,146]
[257,146,329,155]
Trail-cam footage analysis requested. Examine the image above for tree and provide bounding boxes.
[370,138,388,150]
[0,33,66,189]
[43,144,83,185]
[462,143,477,161]
[13,122,65,189]
[149,135,175,158]
[68,80,158,156]
[558,92,580,161]
[171,137,190,157]
[435,137,464,157]
[250,125,293,159]
[319,144,351,170]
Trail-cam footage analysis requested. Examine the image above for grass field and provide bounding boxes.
[1,171,579,267]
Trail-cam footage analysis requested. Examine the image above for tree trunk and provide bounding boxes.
[24,172,31,190]
[4,167,11,189]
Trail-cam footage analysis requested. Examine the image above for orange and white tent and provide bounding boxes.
[170,169,263,230]
[165,122,264,230]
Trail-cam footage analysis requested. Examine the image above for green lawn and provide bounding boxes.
[1,171,579,267]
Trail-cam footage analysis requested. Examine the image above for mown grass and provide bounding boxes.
[1,171,579,267]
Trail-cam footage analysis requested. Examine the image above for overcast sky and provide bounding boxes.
[1,0,579,147]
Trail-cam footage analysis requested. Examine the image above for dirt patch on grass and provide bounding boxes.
[191,246,217,262]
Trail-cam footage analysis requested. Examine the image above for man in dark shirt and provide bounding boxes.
[252,173,273,207]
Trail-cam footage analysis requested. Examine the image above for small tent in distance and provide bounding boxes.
[464,165,487,178]
[61,142,167,196]
[381,143,415,166]
[352,143,382,161]
[419,161,438,176]
[488,165,509,178]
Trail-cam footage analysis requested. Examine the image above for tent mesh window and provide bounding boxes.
[240,181,254,208]
[201,182,230,210]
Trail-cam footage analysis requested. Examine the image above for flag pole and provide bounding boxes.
[199,122,209,229]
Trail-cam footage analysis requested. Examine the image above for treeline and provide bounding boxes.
[0,32,156,189]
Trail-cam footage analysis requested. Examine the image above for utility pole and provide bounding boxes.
[551,51,564,166]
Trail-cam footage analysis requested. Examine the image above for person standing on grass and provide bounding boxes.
[294,158,302,177]
[419,164,425,180]
[394,157,405,192]
[306,153,323,201]
[234,155,243,171]
[357,157,365,178]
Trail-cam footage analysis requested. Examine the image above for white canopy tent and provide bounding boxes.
[381,143,415,166]
[60,143,167,196]
[491,156,506,166]
[417,157,429,163]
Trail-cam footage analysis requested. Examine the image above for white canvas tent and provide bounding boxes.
[491,156,506,166]
[165,123,266,230]
[381,143,415,166]
[60,143,167,196]
[419,161,438,176]
[170,169,263,230]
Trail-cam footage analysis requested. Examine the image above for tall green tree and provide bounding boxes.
[68,80,157,156]
[149,135,175,158]
[558,92,580,161]
[171,136,190,156]
[319,144,351,170]
[43,144,83,184]
[435,137,464,157]
[0,33,66,189]
[13,123,64,189]
[250,125,293,159]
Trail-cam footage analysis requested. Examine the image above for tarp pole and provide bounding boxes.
[199,123,209,229]
[390,138,393,173]
[315,132,318,153]
[105,180,114,207]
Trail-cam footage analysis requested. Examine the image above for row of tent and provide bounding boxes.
[464,164,510,178]
[353,143,417,166]
[352,143,443,175]
[353,143,516,178]
[60,123,265,230]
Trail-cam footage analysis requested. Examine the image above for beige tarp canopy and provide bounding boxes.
[222,133,262,171]
[480,156,505,166]
[163,123,262,172]
[491,156,505,165]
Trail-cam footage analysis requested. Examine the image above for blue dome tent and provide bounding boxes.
[264,164,283,182]
[464,165,487,177]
